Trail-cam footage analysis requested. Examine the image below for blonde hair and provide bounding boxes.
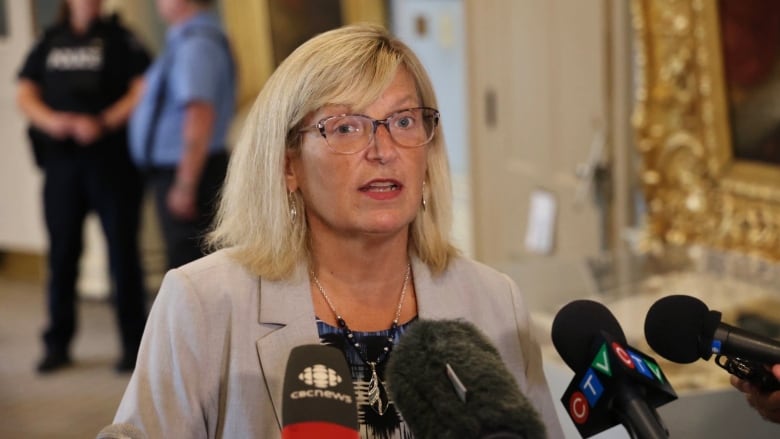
[208,24,458,279]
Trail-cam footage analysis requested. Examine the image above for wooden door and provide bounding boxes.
[468,0,614,268]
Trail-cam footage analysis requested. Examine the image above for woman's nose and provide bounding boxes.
[366,122,398,162]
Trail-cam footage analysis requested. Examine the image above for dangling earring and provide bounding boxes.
[421,181,427,211]
[288,191,297,224]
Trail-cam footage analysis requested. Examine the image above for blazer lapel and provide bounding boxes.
[255,268,321,429]
[412,256,465,321]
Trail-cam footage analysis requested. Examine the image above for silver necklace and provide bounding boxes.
[311,264,411,416]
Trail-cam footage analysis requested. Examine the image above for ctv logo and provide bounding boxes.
[567,342,665,425]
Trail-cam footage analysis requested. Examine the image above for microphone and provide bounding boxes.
[281,345,359,438]
[96,423,145,439]
[385,319,546,439]
[552,300,676,439]
[644,294,780,391]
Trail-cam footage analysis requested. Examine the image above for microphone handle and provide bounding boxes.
[615,385,668,439]
[715,324,780,365]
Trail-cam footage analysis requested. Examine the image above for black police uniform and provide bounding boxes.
[18,15,150,372]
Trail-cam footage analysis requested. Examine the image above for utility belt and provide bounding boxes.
[29,126,129,168]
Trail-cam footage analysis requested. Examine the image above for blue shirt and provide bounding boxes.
[129,12,235,167]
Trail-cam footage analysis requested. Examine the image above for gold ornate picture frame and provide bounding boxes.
[632,0,780,260]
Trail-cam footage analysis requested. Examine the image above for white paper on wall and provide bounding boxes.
[524,188,557,255]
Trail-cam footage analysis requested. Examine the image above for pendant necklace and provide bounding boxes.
[311,263,411,416]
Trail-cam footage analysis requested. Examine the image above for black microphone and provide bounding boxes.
[645,294,780,390]
[281,344,359,438]
[95,423,145,439]
[385,319,546,439]
[552,300,677,439]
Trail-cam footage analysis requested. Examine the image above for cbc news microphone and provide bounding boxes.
[552,300,677,439]
[95,423,144,439]
[385,319,546,439]
[281,345,359,438]
[644,294,780,391]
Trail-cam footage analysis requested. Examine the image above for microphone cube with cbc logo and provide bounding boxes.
[561,331,677,437]
[282,345,359,438]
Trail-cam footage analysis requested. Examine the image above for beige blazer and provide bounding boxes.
[114,249,565,438]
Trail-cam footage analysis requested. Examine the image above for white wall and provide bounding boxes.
[0,2,46,252]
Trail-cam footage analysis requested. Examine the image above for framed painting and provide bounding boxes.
[632,0,780,260]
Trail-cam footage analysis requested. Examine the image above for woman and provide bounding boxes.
[16,0,149,373]
[114,24,564,437]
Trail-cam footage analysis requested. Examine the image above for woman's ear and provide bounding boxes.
[284,152,299,192]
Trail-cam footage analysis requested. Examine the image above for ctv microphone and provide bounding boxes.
[385,319,546,439]
[96,423,145,439]
[281,345,359,438]
[644,294,780,391]
[552,300,676,439]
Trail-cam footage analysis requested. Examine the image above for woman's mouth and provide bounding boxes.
[360,181,402,192]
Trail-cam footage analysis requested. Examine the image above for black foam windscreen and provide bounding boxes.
[551,299,627,371]
[553,300,678,438]
[644,294,720,363]
[281,345,358,438]
[385,319,546,439]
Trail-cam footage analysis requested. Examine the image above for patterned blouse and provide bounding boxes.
[316,318,418,439]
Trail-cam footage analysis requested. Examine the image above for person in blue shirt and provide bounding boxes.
[129,0,235,269]
[16,0,150,374]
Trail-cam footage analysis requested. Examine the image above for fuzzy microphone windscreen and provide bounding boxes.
[385,319,546,439]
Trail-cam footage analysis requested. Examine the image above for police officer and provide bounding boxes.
[16,0,150,374]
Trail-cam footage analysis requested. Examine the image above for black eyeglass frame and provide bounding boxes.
[299,106,440,155]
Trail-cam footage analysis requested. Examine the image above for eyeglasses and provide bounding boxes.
[300,107,440,154]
